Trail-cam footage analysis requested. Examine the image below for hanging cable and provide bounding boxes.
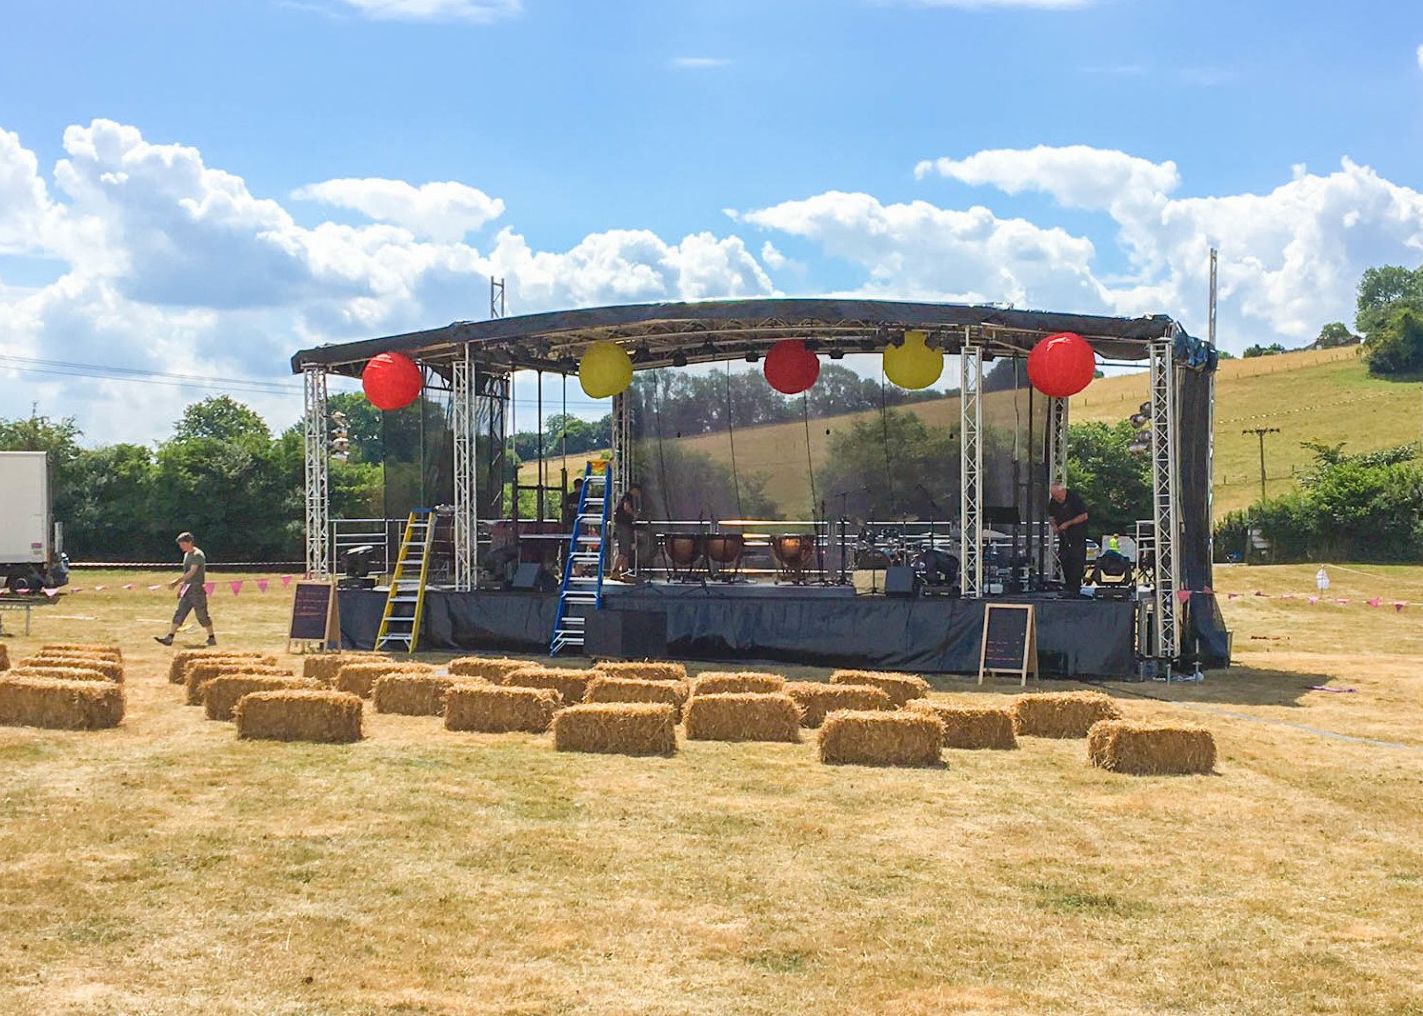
[650,371,674,519]
[801,392,818,516]
[725,360,743,517]
[879,359,895,512]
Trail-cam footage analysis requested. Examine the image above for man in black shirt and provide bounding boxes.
[1047,482,1089,594]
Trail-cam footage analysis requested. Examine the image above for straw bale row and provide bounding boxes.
[584,676,689,720]
[907,701,1018,750]
[170,650,275,685]
[301,652,385,685]
[593,660,687,683]
[186,661,290,705]
[42,643,121,661]
[9,665,112,684]
[21,654,123,683]
[501,666,597,706]
[0,644,9,671]
[448,656,533,682]
[785,681,891,728]
[553,702,677,756]
[234,690,363,743]
[690,672,784,697]
[683,692,801,743]
[829,670,929,707]
[334,660,434,699]
[445,684,559,733]
[1011,691,1122,738]
[373,672,485,716]
[817,710,943,767]
[1087,720,1217,775]
[0,676,124,730]
[204,674,323,721]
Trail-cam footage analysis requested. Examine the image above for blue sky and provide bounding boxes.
[1,0,1422,440]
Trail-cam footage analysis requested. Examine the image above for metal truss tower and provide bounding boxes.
[303,365,330,578]
[1149,339,1180,660]
[452,348,476,590]
[1045,396,1070,580]
[958,339,984,598]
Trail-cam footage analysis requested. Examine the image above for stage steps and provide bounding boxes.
[550,463,612,655]
[376,509,436,653]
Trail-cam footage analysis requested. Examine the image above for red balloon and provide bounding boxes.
[763,340,820,395]
[1026,332,1095,398]
[362,352,423,411]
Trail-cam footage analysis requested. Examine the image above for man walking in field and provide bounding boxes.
[155,532,217,646]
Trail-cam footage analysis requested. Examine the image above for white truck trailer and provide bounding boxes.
[0,451,69,593]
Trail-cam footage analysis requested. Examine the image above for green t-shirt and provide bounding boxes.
[183,548,207,587]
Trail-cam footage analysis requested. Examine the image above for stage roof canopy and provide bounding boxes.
[290,298,1186,377]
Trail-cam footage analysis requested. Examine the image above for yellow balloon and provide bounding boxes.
[883,330,943,389]
[578,341,633,398]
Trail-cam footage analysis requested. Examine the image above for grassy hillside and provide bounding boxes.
[523,345,1421,519]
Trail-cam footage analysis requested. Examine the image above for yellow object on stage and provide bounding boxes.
[579,341,633,398]
[884,330,943,390]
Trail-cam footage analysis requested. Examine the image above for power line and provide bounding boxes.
[0,353,300,395]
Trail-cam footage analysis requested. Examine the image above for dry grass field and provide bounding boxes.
[1,567,1421,1014]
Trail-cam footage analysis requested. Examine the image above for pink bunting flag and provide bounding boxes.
[1307,596,1319,604]
[1252,590,1267,597]
[70,588,83,594]
[229,580,243,596]
[1202,586,1213,596]
[1335,598,1349,606]
[1395,602,1408,612]
[1227,592,1238,600]
[42,587,59,599]
[203,581,215,596]
[0,588,10,596]
[148,584,163,591]
[257,579,270,593]
[122,583,134,590]
[1367,597,1381,608]
[281,575,293,587]
[93,585,106,591]
[1175,589,1192,605]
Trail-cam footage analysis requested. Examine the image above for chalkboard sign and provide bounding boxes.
[288,580,339,649]
[978,603,1037,686]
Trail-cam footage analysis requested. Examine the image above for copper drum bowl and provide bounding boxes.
[771,534,817,569]
[662,533,704,568]
[703,533,745,565]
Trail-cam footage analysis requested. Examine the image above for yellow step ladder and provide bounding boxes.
[376,510,435,653]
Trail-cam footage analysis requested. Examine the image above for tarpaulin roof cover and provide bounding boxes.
[290,298,1191,376]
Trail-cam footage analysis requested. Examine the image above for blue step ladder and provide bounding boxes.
[550,463,612,655]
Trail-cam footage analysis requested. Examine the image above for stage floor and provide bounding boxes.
[340,583,1140,679]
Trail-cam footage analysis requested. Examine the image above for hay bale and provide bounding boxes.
[1011,691,1123,738]
[41,643,121,661]
[817,709,943,767]
[444,684,559,734]
[234,690,363,743]
[0,643,9,671]
[1087,720,1217,775]
[829,669,929,707]
[553,703,677,756]
[447,656,532,682]
[690,671,785,697]
[584,675,689,720]
[334,660,435,699]
[169,650,274,684]
[906,700,1018,750]
[21,654,124,682]
[204,674,323,721]
[301,652,385,685]
[0,676,124,730]
[8,665,112,684]
[502,667,597,706]
[785,681,893,728]
[682,692,801,743]
[372,672,485,716]
[185,661,290,705]
[593,660,688,683]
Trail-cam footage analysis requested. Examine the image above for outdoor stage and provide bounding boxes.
[337,583,1139,678]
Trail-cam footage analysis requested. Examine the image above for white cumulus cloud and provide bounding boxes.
[670,56,732,69]
[336,0,522,22]
[292,178,505,241]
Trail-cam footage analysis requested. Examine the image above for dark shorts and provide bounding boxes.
[173,584,211,627]
[616,523,635,558]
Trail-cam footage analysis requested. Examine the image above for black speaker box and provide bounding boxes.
[884,566,918,598]
[586,610,668,659]
[512,563,558,592]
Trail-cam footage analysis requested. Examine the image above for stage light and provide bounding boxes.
[745,350,761,363]
[829,348,845,360]
[671,351,688,368]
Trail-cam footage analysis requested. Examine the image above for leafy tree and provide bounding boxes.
[1313,322,1358,349]
[1355,264,1423,337]
[983,357,1029,394]
[1064,421,1152,537]
[173,396,271,445]
[1243,342,1287,358]
[817,410,959,521]
[64,445,161,558]
[1362,305,1423,376]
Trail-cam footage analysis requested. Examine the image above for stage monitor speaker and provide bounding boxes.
[512,563,558,593]
[884,566,918,598]
[586,610,668,659]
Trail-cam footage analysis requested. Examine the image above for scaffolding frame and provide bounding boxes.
[303,366,330,578]
[1045,395,1070,581]
[1149,339,1181,660]
[452,348,476,590]
[959,339,983,598]
[611,390,632,503]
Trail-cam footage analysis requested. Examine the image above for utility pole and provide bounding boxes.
[1242,427,1280,502]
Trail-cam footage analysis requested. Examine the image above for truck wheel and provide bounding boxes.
[6,573,41,595]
